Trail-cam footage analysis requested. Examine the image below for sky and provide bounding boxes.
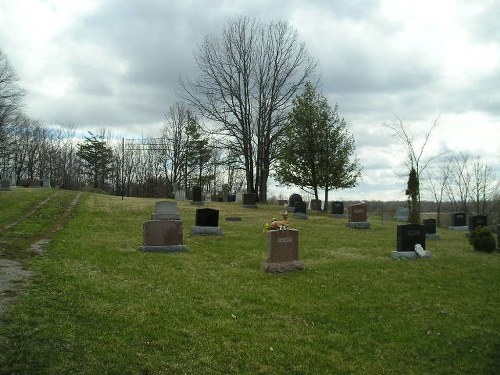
[1,0,499,201]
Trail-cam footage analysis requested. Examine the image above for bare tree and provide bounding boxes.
[425,158,451,226]
[446,152,472,215]
[180,16,316,201]
[385,116,441,223]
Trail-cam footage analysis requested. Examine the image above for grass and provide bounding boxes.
[1,189,499,374]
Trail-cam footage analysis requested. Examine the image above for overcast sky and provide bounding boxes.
[1,0,499,201]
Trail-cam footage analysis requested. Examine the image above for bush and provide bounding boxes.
[468,226,497,253]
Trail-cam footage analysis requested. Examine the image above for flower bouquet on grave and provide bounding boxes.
[263,212,289,233]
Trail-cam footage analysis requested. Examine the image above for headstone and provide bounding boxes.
[226,194,236,202]
[0,179,11,191]
[192,208,223,236]
[497,224,500,250]
[392,223,431,259]
[449,212,467,230]
[293,201,308,219]
[191,186,203,205]
[310,199,322,211]
[151,201,180,220]
[140,201,187,252]
[347,203,370,229]
[242,193,257,208]
[395,207,409,222]
[288,194,303,208]
[41,178,51,188]
[423,218,440,240]
[235,192,243,202]
[175,190,186,201]
[262,229,304,273]
[469,215,487,231]
[330,201,344,218]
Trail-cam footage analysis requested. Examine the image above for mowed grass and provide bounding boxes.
[1,190,500,374]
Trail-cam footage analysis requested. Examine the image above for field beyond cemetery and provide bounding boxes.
[1,189,499,374]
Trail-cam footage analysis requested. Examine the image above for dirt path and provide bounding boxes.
[0,192,83,314]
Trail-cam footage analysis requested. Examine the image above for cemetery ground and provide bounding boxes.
[0,190,499,374]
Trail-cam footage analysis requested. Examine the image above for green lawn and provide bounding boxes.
[1,189,499,374]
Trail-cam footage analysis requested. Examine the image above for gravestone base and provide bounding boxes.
[225,216,242,221]
[392,250,432,260]
[151,213,180,220]
[140,245,188,253]
[347,221,370,229]
[293,213,308,220]
[191,226,223,236]
[448,226,468,231]
[261,260,305,273]
[330,214,345,218]
[426,233,441,240]
[242,204,257,208]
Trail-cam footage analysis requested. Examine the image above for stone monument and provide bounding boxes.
[140,201,188,252]
[242,193,257,208]
[191,208,223,236]
[330,201,345,218]
[392,223,431,259]
[262,229,304,273]
[449,212,467,230]
[347,203,370,229]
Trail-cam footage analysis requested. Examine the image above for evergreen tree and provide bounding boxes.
[274,83,361,204]
[77,132,114,190]
[406,167,420,223]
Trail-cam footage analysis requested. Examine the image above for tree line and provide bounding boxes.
[1,16,497,211]
[0,17,362,202]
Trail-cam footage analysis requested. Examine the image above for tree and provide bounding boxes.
[77,131,114,190]
[385,117,440,223]
[0,50,25,177]
[406,167,420,223]
[425,158,451,226]
[180,16,316,201]
[274,83,361,203]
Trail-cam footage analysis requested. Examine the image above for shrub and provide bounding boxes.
[468,226,497,253]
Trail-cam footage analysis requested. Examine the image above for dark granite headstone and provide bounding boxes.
[451,212,466,227]
[226,194,236,202]
[196,208,219,227]
[192,186,202,202]
[310,199,322,211]
[397,224,426,252]
[423,219,436,234]
[294,201,307,214]
[288,194,303,208]
[0,179,11,191]
[469,215,487,231]
[242,193,257,208]
[330,201,344,215]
